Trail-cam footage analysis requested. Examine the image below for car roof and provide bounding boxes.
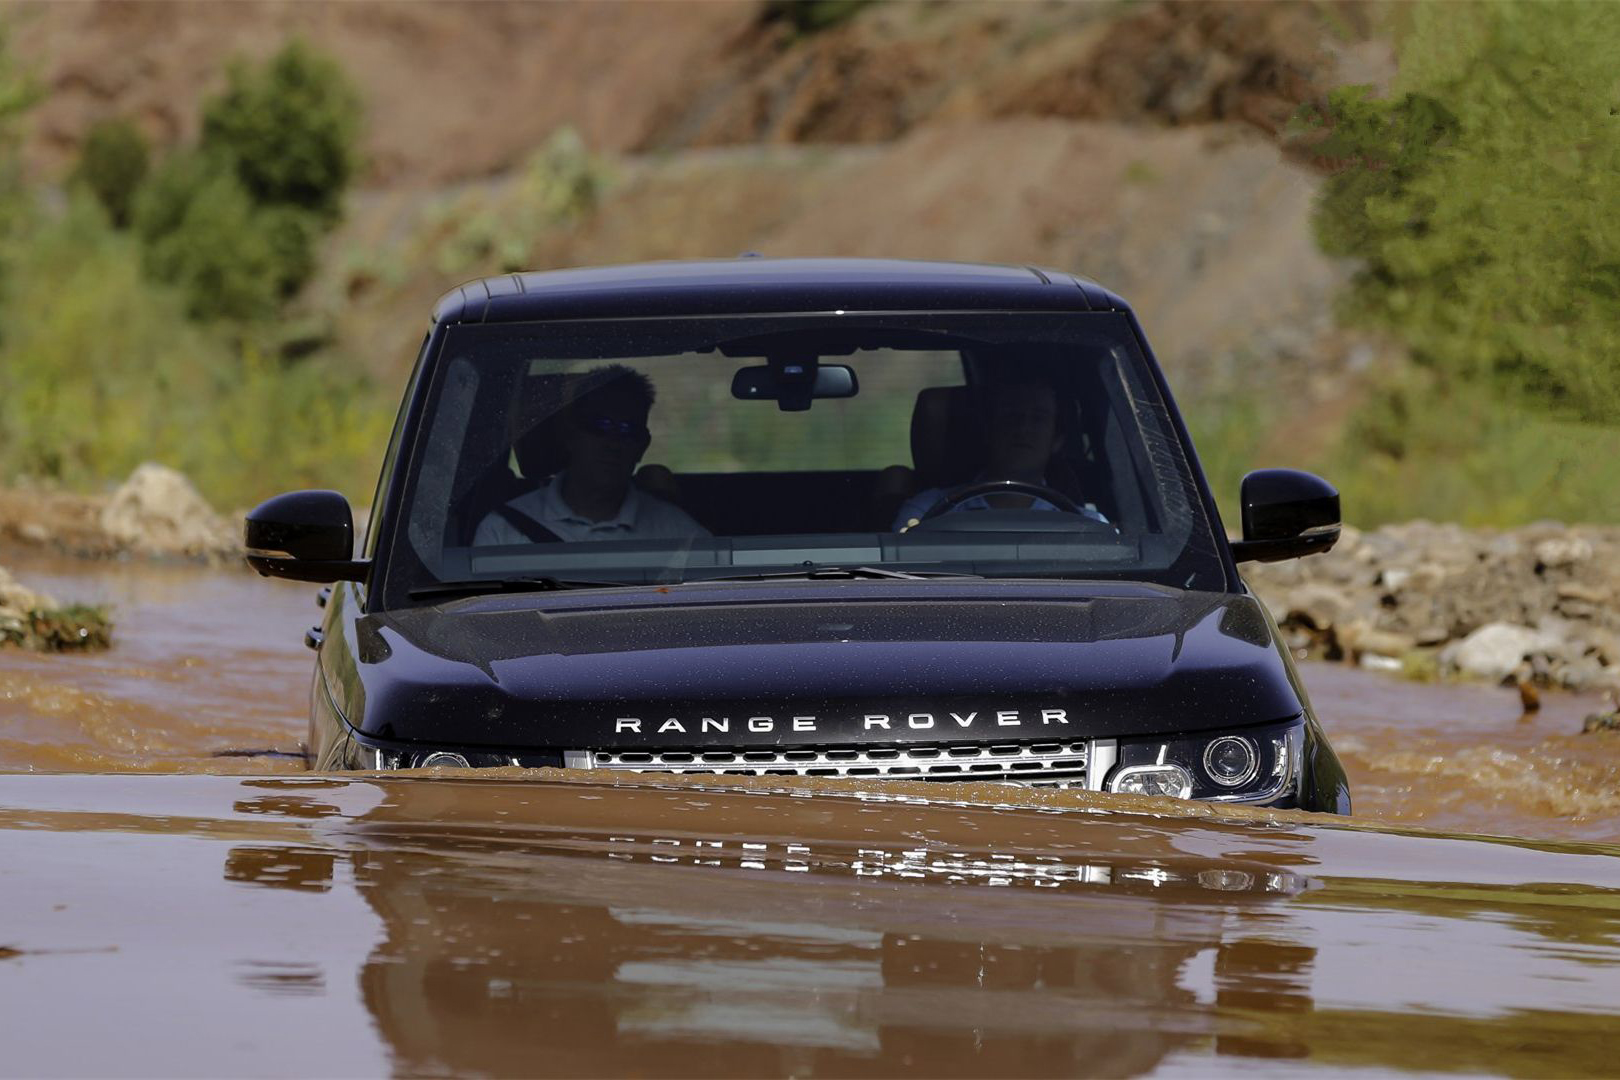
[431,257,1131,325]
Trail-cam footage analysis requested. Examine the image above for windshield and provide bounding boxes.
[379,312,1228,605]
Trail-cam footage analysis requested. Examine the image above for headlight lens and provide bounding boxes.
[1106,719,1303,804]
[1203,736,1259,787]
[418,751,471,769]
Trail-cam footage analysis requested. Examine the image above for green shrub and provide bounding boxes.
[129,39,359,321]
[1295,0,1620,525]
[431,127,610,275]
[200,38,361,223]
[761,0,873,36]
[135,158,282,321]
[69,117,149,228]
[1304,1,1620,423]
[132,152,319,321]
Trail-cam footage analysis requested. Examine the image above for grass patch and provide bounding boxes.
[0,195,391,509]
[0,604,113,651]
[1321,373,1620,526]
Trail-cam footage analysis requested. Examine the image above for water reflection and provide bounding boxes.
[6,770,1620,1076]
[1213,938,1316,1059]
[348,849,1262,1076]
[223,845,336,892]
[320,778,1331,1076]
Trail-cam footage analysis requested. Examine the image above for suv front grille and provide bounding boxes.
[582,741,1091,788]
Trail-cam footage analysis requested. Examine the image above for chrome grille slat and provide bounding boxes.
[585,741,1090,787]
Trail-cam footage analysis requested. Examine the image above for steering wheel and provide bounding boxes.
[918,479,1083,522]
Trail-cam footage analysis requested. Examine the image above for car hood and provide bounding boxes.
[328,581,1302,749]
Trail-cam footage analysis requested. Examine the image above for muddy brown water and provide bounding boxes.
[3,549,1620,1077]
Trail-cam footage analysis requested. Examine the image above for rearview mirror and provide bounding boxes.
[1229,469,1340,563]
[731,363,858,411]
[244,490,369,583]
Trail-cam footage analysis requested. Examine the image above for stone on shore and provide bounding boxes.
[1441,623,1552,683]
[99,463,237,560]
[1245,521,1620,691]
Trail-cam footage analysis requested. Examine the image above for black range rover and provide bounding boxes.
[247,258,1350,813]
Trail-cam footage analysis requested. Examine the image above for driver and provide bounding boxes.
[474,365,709,544]
[892,376,1110,531]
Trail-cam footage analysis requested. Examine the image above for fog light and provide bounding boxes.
[417,751,471,769]
[1109,764,1193,800]
[1203,736,1259,787]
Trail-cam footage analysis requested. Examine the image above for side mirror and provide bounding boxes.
[244,490,369,583]
[1229,469,1340,564]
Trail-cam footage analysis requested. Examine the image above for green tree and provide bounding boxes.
[134,155,289,321]
[128,38,359,322]
[1306,1,1620,422]
[200,38,362,223]
[69,117,150,228]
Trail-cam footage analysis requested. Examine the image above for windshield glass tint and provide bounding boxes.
[381,312,1227,603]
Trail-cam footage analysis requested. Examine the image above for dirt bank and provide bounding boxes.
[330,118,1362,414]
[3,0,754,186]
[1247,522,1620,693]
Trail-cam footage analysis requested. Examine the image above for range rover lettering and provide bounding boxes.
[246,258,1350,813]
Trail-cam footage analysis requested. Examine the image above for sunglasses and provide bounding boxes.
[576,414,649,443]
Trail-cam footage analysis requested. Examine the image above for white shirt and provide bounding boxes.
[474,472,710,545]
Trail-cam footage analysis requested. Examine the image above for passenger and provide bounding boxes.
[892,377,1110,530]
[474,365,709,544]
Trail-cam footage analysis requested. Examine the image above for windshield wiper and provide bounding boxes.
[409,576,628,600]
[699,565,984,583]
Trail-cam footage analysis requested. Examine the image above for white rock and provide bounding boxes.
[1285,583,1354,630]
[99,463,235,558]
[1534,536,1592,569]
[1443,622,1555,682]
[1380,567,1412,592]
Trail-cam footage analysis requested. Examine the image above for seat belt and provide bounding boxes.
[494,505,563,544]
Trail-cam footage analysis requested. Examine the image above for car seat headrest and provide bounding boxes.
[910,385,984,489]
[510,373,579,481]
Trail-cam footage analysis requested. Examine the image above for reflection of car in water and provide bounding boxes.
[245,776,1318,1075]
[246,258,1349,812]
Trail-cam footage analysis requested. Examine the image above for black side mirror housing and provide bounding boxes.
[244,490,369,583]
[1229,468,1341,564]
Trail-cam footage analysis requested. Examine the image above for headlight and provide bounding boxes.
[364,746,528,769]
[1203,736,1259,787]
[1106,719,1303,804]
